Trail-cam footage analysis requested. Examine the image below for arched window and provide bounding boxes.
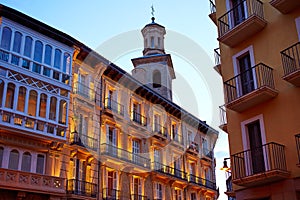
[39,93,47,118]
[5,83,15,109]
[153,70,161,88]
[12,31,22,53]
[59,100,67,124]
[33,40,43,62]
[17,86,26,112]
[8,149,19,170]
[49,96,57,120]
[21,152,31,172]
[23,36,33,58]
[0,147,3,168]
[0,79,4,107]
[151,36,155,48]
[54,49,62,69]
[63,53,71,74]
[0,27,12,50]
[36,154,45,174]
[44,44,52,65]
[28,90,37,116]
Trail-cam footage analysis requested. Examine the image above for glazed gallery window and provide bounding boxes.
[1,27,12,50]
[8,149,19,170]
[28,90,37,116]
[12,31,22,53]
[5,83,15,109]
[21,152,31,172]
[44,44,52,65]
[23,36,33,58]
[36,154,45,174]
[54,49,62,69]
[49,97,57,120]
[17,87,26,112]
[0,147,3,167]
[0,79,4,107]
[39,93,47,118]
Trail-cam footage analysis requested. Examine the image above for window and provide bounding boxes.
[158,37,161,48]
[191,193,197,200]
[0,147,3,167]
[174,189,182,200]
[44,44,52,65]
[12,31,22,53]
[107,126,117,146]
[153,70,161,88]
[151,36,155,48]
[39,93,47,118]
[0,79,4,107]
[132,140,140,164]
[23,36,33,58]
[231,0,247,26]
[238,53,254,95]
[36,154,45,174]
[1,27,12,50]
[154,182,163,199]
[54,49,62,69]
[132,102,141,123]
[21,152,31,172]
[49,97,57,120]
[107,170,118,196]
[188,131,194,145]
[154,114,161,132]
[154,149,161,163]
[17,87,26,112]
[33,40,43,62]
[28,90,37,116]
[171,122,177,140]
[5,83,15,109]
[132,177,142,198]
[8,150,19,170]
[63,53,71,74]
[59,100,67,124]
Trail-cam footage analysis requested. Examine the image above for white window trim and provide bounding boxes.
[295,16,300,41]
[232,45,257,97]
[241,114,270,174]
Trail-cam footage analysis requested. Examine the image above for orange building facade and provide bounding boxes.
[209,0,300,199]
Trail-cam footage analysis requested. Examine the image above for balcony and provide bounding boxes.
[102,188,120,200]
[270,0,300,14]
[0,168,65,195]
[209,0,217,24]
[67,179,97,198]
[203,148,214,160]
[70,131,98,151]
[218,0,267,47]
[0,108,66,139]
[100,143,151,169]
[213,48,222,75]
[187,142,200,155]
[152,123,168,139]
[224,63,278,112]
[103,98,125,116]
[281,42,300,86]
[295,134,300,166]
[231,142,290,187]
[188,174,217,191]
[219,105,227,132]
[152,162,188,181]
[131,194,148,200]
[131,111,147,126]
[73,82,95,102]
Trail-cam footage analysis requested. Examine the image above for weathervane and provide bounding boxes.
[151,4,155,17]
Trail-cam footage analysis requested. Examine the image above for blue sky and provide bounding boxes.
[1,1,230,199]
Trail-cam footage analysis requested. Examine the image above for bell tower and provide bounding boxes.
[131,16,175,101]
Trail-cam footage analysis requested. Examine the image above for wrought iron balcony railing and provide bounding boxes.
[224,63,275,103]
[100,143,151,168]
[188,174,217,190]
[153,123,168,138]
[203,148,214,159]
[231,142,288,180]
[281,42,300,83]
[131,194,148,200]
[131,111,147,126]
[73,82,95,101]
[295,134,300,165]
[104,98,125,116]
[187,141,200,153]
[102,188,120,200]
[152,162,188,181]
[218,0,264,37]
[70,131,98,150]
[209,0,216,14]
[67,179,97,197]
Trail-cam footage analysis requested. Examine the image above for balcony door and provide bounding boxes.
[239,53,255,95]
[132,177,142,200]
[107,127,117,156]
[107,171,117,198]
[247,120,265,174]
[232,0,247,26]
[133,102,141,123]
[132,140,140,164]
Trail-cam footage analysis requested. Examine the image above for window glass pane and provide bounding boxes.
[5,83,15,109]
[59,100,67,124]
[8,150,19,170]
[12,31,22,53]
[28,90,37,116]
[0,147,3,167]
[63,53,71,74]
[44,44,52,65]
[33,40,43,62]
[49,97,57,120]
[17,87,26,112]
[54,49,61,69]
[39,93,47,118]
[24,36,33,58]
[21,152,31,172]
[36,154,45,174]
[153,70,161,88]
[1,27,12,50]
[0,79,4,107]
